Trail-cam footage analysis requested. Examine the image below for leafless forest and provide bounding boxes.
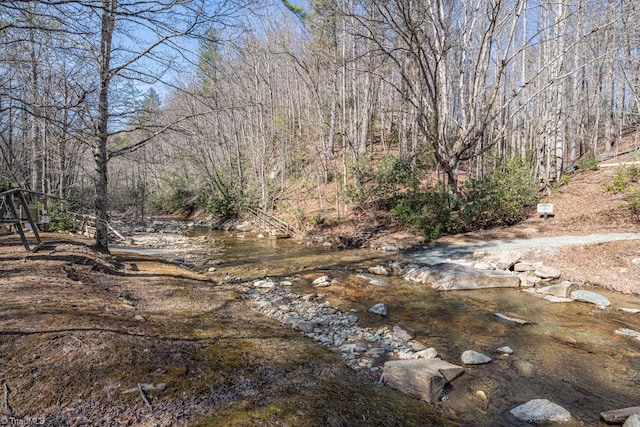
[1,1,639,249]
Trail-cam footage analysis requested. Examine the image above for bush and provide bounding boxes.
[390,159,538,239]
[577,154,598,171]
[606,167,630,194]
[627,164,640,182]
[461,159,539,228]
[390,188,462,239]
[628,189,640,221]
[48,202,75,232]
[347,154,418,207]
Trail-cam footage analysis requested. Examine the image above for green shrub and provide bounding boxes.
[48,203,75,232]
[308,214,325,227]
[390,187,463,239]
[577,153,598,170]
[461,159,539,229]
[627,164,640,182]
[628,189,640,221]
[606,168,630,194]
[348,154,418,206]
[390,160,538,239]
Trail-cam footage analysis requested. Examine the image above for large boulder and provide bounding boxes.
[382,358,464,404]
[405,263,520,290]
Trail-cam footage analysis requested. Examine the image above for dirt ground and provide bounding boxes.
[1,165,639,426]
[0,235,463,426]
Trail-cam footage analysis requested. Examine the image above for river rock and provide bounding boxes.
[570,289,610,309]
[414,348,438,359]
[496,346,514,355]
[495,251,522,270]
[518,273,542,287]
[254,280,275,289]
[624,414,640,427]
[535,281,573,298]
[513,261,537,272]
[405,263,520,290]
[356,273,390,286]
[601,406,640,423]
[294,320,314,333]
[461,350,492,365]
[510,399,571,424]
[235,221,254,232]
[313,275,331,287]
[368,265,390,276]
[615,328,640,341]
[535,265,562,280]
[472,251,487,259]
[472,261,492,270]
[382,358,464,404]
[393,325,412,340]
[494,312,529,325]
[369,303,388,316]
[522,288,573,303]
[340,343,367,353]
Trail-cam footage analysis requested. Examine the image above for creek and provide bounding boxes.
[119,229,640,426]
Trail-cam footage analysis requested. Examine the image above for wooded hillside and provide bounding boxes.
[1,0,640,248]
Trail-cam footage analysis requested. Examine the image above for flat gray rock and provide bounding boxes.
[570,289,610,309]
[624,414,640,427]
[494,312,530,325]
[534,265,562,279]
[461,350,492,365]
[496,346,514,355]
[382,358,464,403]
[513,261,537,272]
[510,399,571,424]
[369,303,388,316]
[368,265,390,276]
[615,328,640,341]
[254,280,276,288]
[356,273,390,286]
[405,263,520,291]
[601,406,640,423]
[495,251,522,270]
[535,282,573,298]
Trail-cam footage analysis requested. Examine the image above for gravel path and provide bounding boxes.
[411,232,640,264]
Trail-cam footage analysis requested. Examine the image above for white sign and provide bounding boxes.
[537,203,554,214]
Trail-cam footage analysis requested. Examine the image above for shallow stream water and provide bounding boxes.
[130,230,640,426]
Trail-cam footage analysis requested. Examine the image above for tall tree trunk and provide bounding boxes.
[94,0,116,253]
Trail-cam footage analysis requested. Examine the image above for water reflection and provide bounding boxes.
[163,230,640,425]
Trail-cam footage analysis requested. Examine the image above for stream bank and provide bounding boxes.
[112,226,640,426]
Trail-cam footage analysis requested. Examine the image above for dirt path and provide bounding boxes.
[414,232,640,263]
